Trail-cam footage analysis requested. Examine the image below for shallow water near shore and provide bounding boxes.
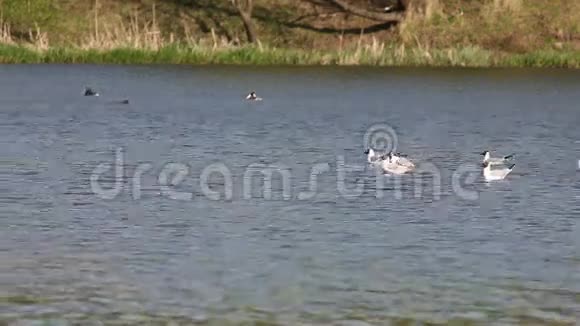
[1,65,579,325]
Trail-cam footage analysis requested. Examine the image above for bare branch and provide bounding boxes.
[325,0,403,21]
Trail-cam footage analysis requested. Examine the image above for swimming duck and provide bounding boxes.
[482,161,515,181]
[246,91,262,101]
[106,99,130,105]
[84,87,99,97]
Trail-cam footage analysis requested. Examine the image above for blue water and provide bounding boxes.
[1,65,579,325]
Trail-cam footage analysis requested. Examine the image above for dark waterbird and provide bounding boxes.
[83,87,129,104]
[84,87,99,97]
[112,99,130,105]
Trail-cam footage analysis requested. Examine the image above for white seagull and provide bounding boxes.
[482,161,515,181]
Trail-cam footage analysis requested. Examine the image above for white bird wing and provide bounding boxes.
[396,157,415,168]
[484,158,512,168]
[381,159,413,174]
[485,153,514,164]
[487,165,513,180]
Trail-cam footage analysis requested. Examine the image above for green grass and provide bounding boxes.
[1,43,578,68]
[499,50,580,68]
[0,294,50,305]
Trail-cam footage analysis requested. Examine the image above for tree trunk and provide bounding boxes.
[232,0,258,44]
[239,10,257,43]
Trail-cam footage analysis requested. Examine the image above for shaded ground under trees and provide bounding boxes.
[0,0,578,53]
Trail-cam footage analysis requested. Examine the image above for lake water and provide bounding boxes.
[1,65,579,325]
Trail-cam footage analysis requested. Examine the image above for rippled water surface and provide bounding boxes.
[1,65,579,325]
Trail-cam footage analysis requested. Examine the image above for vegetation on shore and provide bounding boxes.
[0,0,579,67]
[1,43,579,68]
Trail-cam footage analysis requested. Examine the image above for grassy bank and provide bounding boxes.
[0,0,579,67]
[1,43,579,68]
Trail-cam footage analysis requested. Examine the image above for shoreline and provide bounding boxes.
[1,44,579,68]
